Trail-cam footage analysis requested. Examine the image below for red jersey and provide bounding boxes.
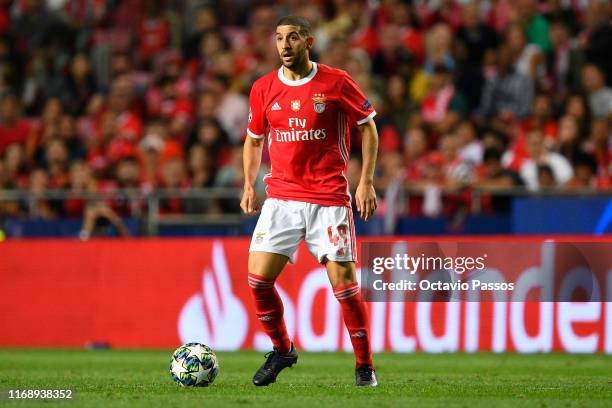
[247,62,376,207]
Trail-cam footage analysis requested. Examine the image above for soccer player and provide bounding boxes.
[241,15,379,387]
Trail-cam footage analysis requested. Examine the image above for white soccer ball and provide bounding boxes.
[169,342,219,387]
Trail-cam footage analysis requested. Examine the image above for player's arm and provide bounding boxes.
[241,83,267,216]
[241,136,264,215]
[355,118,378,221]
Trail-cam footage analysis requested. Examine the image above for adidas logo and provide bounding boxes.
[271,102,281,111]
[351,331,367,338]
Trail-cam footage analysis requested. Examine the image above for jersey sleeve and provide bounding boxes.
[246,82,267,139]
[339,73,376,126]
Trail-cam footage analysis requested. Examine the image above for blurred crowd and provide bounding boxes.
[0,0,610,222]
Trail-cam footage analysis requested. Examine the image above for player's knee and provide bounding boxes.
[248,252,286,279]
[248,253,262,276]
[327,261,356,288]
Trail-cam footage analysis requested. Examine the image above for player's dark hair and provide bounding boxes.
[276,15,311,37]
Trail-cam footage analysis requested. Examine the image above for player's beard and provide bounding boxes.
[280,47,308,71]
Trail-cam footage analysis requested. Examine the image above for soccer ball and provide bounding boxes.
[169,342,219,387]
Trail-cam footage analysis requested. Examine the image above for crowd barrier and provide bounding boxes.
[1,237,610,353]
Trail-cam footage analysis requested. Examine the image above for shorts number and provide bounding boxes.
[327,225,348,247]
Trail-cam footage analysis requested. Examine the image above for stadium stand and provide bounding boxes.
[0,0,610,237]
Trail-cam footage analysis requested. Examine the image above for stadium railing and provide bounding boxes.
[0,186,610,236]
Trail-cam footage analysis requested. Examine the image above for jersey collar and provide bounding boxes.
[277,62,318,86]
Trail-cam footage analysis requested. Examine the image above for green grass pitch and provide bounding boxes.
[0,350,610,407]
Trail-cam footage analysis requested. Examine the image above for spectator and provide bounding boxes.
[137,0,171,66]
[24,168,58,219]
[139,131,163,188]
[57,53,97,116]
[547,18,579,97]
[3,143,28,188]
[146,75,194,138]
[537,164,557,189]
[455,3,499,68]
[64,161,96,218]
[521,93,557,141]
[583,118,610,184]
[543,0,579,36]
[556,115,581,163]
[479,147,522,189]
[385,74,416,136]
[0,35,24,97]
[188,143,215,188]
[215,144,266,197]
[383,1,424,63]
[210,75,249,144]
[58,114,86,162]
[482,129,508,154]
[187,117,230,167]
[515,0,552,54]
[419,65,467,135]
[456,120,483,165]
[564,94,591,137]
[519,130,573,190]
[0,94,31,156]
[25,97,63,166]
[582,0,612,85]
[581,64,612,119]
[423,23,454,74]
[566,152,600,190]
[477,45,534,121]
[418,0,463,32]
[474,147,523,213]
[505,23,544,80]
[375,151,404,191]
[403,126,428,182]
[159,157,189,214]
[182,6,219,60]
[371,23,405,79]
[103,76,143,143]
[438,132,474,186]
[106,157,144,217]
[44,138,70,188]
[0,159,20,217]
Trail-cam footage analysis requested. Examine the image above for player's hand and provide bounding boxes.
[240,186,260,215]
[355,182,377,221]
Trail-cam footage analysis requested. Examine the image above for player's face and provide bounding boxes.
[275,25,311,70]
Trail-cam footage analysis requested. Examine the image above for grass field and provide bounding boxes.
[0,350,610,407]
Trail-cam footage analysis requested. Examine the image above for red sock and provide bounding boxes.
[334,281,373,368]
[248,273,291,354]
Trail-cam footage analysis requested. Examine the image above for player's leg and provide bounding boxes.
[248,251,291,353]
[305,204,377,386]
[248,199,304,386]
[326,260,377,387]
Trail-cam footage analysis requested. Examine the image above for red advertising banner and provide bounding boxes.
[0,238,611,353]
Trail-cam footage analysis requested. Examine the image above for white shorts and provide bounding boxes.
[249,198,357,264]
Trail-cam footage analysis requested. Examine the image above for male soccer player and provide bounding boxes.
[241,15,379,387]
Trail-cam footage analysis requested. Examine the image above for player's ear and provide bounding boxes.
[306,35,314,50]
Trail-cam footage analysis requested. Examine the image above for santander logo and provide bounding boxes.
[178,241,248,350]
[176,241,612,353]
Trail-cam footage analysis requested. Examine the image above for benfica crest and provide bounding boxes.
[312,94,326,113]
[290,100,301,112]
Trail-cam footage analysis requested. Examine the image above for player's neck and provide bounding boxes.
[282,60,314,81]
